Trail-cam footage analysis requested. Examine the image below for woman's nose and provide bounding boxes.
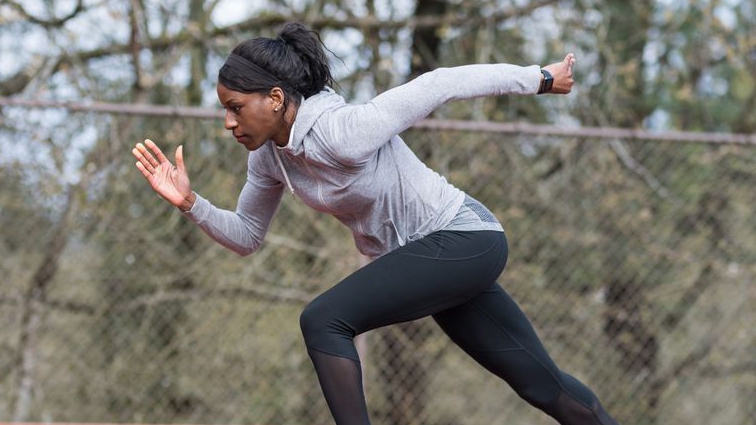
[224,111,238,130]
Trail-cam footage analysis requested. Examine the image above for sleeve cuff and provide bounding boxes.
[181,191,209,222]
[527,64,542,94]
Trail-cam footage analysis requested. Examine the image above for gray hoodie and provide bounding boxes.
[184,63,542,258]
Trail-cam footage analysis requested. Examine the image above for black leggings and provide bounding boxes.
[300,230,618,425]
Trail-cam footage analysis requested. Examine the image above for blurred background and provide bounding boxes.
[1,1,755,424]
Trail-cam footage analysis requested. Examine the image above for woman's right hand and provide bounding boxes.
[542,53,576,94]
[132,139,196,211]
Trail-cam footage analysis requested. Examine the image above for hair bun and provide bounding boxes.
[274,22,333,98]
[278,22,309,47]
[220,22,333,100]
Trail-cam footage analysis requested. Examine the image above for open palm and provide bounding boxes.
[132,139,192,209]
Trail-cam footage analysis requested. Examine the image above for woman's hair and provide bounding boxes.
[218,22,334,108]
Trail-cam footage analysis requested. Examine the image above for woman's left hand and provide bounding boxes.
[543,53,576,94]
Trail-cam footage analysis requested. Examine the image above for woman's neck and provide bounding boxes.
[273,103,299,147]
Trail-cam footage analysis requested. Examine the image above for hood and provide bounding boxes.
[282,87,345,155]
[272,87,345,198]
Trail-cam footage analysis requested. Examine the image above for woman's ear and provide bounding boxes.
[269,87,285,112]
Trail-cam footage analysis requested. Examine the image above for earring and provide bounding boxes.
[274,106,281,112]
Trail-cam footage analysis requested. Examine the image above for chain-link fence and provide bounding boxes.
[1,108,754,425]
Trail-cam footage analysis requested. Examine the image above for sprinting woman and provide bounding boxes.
[133,22,618,425]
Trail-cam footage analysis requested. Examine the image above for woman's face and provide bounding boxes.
[217,83,288,150]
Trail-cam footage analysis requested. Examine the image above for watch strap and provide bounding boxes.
[538,69,554,94]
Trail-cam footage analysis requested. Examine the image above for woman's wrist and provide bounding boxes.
[537,69,553,94]
[177,191,196,212]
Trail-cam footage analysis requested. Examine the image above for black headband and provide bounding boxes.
[225,54,280,81]
[220,53,300,98]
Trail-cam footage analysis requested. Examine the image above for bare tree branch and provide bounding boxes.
[219,0,560,34]
[0,57,47,96]
[610,139,671,198]
[37,1,558,79]
[649,333,716,400]
[0,70,32,97]
[1,0,85,27]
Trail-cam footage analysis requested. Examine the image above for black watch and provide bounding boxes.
[537,69,554,94]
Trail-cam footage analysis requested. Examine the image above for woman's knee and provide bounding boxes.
[299,298,355,347]
[299,300,324,341]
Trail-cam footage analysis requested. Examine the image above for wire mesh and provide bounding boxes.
[1,111,754,425]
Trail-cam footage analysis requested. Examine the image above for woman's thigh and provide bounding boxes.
[304,230,508,336]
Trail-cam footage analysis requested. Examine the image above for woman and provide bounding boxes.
[133,22,618,425]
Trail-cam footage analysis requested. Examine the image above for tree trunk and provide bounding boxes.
[11,189,75,421]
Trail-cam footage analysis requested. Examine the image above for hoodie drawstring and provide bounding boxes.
[273,147,296,198]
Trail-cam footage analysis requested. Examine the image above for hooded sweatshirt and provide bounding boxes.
[183,63,542,258]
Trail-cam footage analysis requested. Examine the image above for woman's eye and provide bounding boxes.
[232,106,242,113]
